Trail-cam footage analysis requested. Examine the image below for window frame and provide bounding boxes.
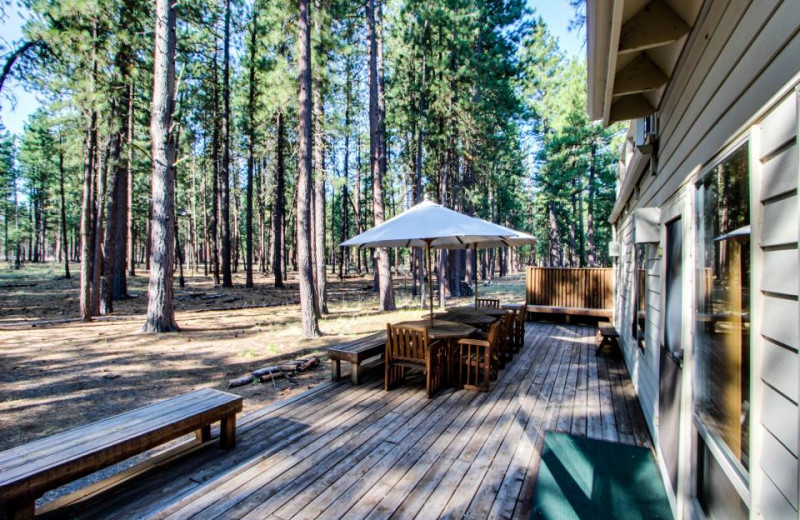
[691,137,752,507]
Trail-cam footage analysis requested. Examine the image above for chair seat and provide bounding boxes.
[392,359,427,370]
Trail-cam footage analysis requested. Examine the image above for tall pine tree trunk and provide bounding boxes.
[210,45,221,285]
[367,0,394,311]
[311,0,328,313]
[219,0,233,287]
[143,0,178,332]
[586,143,597,266]
[297,0,320,337]
[101,103,122,315]
[79,67,97,317]
[58,147,70,279]
[548,200,559,267]
[413,47,426,302]
[126,82,136,278]
[245,7,257,288]
[272,110,286,287]
[91,137,109,316]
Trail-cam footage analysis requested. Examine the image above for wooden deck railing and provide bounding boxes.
[525,267,613,310]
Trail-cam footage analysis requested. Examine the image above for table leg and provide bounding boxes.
[351,362,361,385]
[196,424,211,442]
[220,414,237,450]
[331,358,341,381]
[8,500,35,520]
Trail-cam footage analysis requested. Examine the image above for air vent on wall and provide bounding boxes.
[633,208,661,244]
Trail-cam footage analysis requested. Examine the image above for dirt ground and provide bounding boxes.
[0,263,525,452]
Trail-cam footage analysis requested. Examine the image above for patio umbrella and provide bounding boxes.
[340,200,519,324]
[438,223,536,306]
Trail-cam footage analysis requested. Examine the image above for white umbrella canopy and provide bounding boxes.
[437,223,536,249]
[340,200,535,321]
[339,200,517,249]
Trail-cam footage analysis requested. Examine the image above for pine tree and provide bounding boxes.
[143,0,178,333]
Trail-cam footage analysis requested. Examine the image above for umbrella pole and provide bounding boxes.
[426,241,434,326]
[474,244,478,309]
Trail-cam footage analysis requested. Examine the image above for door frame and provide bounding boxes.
[654,192,697,520]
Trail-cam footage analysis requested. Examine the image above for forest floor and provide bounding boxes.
[0,262,525,452]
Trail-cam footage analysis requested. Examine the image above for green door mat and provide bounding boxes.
[531,432,672,520]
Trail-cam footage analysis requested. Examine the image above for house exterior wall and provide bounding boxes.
[610,0,800,518]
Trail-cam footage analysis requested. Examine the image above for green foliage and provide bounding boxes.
[2,0,619,278]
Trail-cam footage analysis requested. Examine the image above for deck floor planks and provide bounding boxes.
[229,386,428,520]
[569,333,590,437]
[91,381,366,520]
[382,324,560,520]
[463,325,571,520]
[506,325,581,520]
[430,326,569,520]
[47,323,652,520]
[486,326,583,520]
[388,324,560,520]
[324,390,476,520]
[161,381,417,519]
[153,381,393,519]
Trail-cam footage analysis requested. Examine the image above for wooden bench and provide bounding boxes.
[328,332,386,385]
[596,322,621,357]
[526,305,613,323]
[0,388,242,520]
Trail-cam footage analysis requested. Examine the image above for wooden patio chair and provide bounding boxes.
[385,324,445,399]
[473,310,513,369]
[476,298,500,309]
[457,321,502,392]
[506,304,527,353]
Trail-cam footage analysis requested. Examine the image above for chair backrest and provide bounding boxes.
[508,304,526,346]
[502,310,515,338]
[476,298,500,309]
[485,321,503,348]
[386,324,430,363]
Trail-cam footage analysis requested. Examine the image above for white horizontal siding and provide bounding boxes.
[756,87,799,519]
[760,384,798,457]
[609,2,800,517]
[761,430,799,509]
[762,338,800,403]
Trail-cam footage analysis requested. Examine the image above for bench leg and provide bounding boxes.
[331,358,341,381]
[196,424,211,443]
[220,414,237,450]
[351,362,360,385]
[7,500,35,520]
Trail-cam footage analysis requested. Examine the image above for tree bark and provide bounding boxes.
[126,83,136,278]
[548,200,559,267]
[297,0,320,337]
[143,0,179,332]
[367,0,394,311]
[272,110,286,288]
[586,142,597,266]
[91,137,109,316]
[244,7,257,288]
[58,147,70,279]
[210,44,221,285]
[101,104,122,315]
[219,0,233,287]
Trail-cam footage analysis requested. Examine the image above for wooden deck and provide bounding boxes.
[40,322,651,520]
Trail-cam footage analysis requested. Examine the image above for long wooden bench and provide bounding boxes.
[0,388,242,520]
[526,305,612,323]
[328,332,386,385]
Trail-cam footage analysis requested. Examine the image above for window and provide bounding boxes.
[632,244,647,349]
[695,142,751,476]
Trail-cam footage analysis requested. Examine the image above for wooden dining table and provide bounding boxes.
[434,308,497,327]
[449,305,509,318]
[394,319,477,388]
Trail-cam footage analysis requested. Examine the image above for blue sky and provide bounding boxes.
[0,0,583,137]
